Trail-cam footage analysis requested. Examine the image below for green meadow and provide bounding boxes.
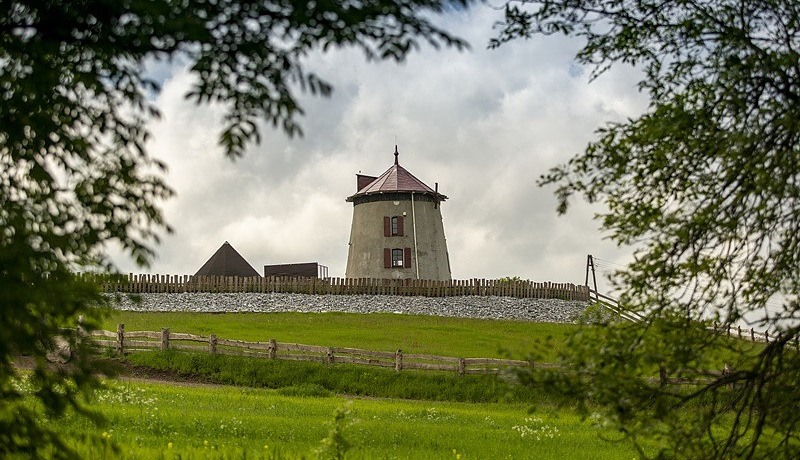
[101,311,577,361]
[55,310,754,458]
[125,350,542,403]
[50,379,644,459]
[70,311,640,458]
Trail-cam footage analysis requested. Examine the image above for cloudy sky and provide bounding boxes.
[110,4,648,289]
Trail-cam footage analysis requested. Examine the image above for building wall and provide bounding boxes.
[345,194,451,280]
[264,262,324,278]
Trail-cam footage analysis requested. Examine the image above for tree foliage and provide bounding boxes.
[495,0,800,458]
[0,0,468,457]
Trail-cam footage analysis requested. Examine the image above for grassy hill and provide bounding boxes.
[102,311,577,361]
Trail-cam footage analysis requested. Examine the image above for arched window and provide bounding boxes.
[384,247,411,269]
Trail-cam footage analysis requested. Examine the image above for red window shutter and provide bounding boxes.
[404,247,412,269]
[384,216,391,237]
[384,248,391,268]
[397,216,404,236]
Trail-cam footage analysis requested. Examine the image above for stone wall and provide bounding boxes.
[109,292,587,323]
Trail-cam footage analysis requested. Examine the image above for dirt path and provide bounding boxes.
[12,355,233,389]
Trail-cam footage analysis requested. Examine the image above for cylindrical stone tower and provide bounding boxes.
[345,147,451,280]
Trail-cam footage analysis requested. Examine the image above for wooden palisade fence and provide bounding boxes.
[92,325,548,376]
[86,274,590,301]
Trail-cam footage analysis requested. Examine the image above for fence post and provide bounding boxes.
[712,321,718,333]
[458,358,466,376]
[327,347,335,364]
[161,328,170,351]
[765,331,769,343]
[116,323,125,355]
[268,339,277,359]
[76,315,86,338]
[659,366,667,387]
[209,334,217,354]
[395,349,403,372]
[737,326,742,339]
[722,363,733,389]
[750,329,755,342]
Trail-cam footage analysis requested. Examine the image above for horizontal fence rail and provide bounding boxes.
[587,290,796,347]
[83,273,590,301]
[90,325,544,376]
[709,321,800,347]
[588,289,645,322]
[61,324,795,386]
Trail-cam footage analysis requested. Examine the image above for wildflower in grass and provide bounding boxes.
[167,442,173,449]
[589,412,612,429]
[10,375,34,394]
[512,417,561,441]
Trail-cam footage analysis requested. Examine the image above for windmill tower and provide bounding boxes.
[345,147,451,280]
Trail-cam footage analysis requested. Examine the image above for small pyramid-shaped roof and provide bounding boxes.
[194,241,260,277]
[346,147,447,202]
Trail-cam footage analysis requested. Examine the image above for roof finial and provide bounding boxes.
[394,145,399,165]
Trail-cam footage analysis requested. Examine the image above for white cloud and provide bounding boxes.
[110,4,645,289]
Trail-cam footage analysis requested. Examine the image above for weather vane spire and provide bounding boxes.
[394,144,399,165]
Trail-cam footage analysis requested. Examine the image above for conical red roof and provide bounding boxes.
[347,147,447,202]
[194,241,260,277]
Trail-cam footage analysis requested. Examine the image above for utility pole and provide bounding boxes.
[585,254,598,293]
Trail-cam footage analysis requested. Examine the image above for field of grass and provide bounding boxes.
[124,350,546,403]
[102,311,577,361]
[51,378,645,459]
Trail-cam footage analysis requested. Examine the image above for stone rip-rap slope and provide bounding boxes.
[109,293,587,323]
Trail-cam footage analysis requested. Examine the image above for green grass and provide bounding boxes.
[102,311,576,361]
[54,379,647,459]
[124,350,548,404]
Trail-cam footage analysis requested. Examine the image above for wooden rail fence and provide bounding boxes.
[711,321,800,347]
[85,273,590,301]
[66,324,796,386]
[90,325,551,376]
[589,290,799,348]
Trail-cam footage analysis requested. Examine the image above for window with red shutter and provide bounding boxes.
[404,247,412,268]
[384,248,391,268]
[397,216,404,236]
[384,216,391,237]
[392,249,404,267]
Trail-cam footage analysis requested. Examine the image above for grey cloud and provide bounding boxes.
[109,5,642,288]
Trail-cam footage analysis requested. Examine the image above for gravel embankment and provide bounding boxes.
[109,293,587,323]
